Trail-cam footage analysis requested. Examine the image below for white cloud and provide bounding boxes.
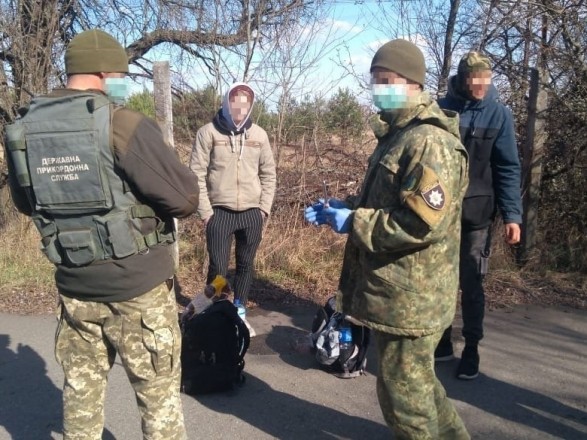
[367,38,390,52]
[329,19,362,34]
[364,34,436,70]
[345,53,372,74]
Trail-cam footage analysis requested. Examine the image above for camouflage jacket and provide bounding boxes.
[337,92,469,336]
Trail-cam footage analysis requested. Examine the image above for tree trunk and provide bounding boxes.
[437,0,461,97]
[519,67,548,265]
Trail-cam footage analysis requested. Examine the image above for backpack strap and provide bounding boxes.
[110,104,132,194]
[235,315,251,361]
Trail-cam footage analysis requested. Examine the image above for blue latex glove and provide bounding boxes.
[323,206,353,234]
[325,198,350,209]
[304,200,327,225]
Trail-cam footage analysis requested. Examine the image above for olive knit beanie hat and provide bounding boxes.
[457,51,492,76]
[65,29,129,74]
[370,39,426,86]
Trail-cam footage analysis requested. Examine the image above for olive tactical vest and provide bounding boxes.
[5,92,175,267]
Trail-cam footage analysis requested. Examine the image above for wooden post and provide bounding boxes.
[154,62,174,148]
[153,61,180,272]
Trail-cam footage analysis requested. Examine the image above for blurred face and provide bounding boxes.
[101,72,129,104]
[370,68,420,90]
[465,70,492,100]
[370,68,421,110]
[100,72,125,88]
[105,72,126,79]
[229,90,253,124]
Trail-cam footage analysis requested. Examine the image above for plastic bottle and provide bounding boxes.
[339,324,353,350]
[234,299,246,322]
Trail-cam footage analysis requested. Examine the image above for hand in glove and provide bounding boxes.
[325,198,350,209]
[304,199,328,225]
[323,206,353,234]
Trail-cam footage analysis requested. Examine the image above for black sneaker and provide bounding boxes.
[457,345,479,380]
[434,338,455,362]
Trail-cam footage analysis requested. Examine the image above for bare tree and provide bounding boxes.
[256,4,358,166]
[370,0,482,95]
[0,0,316,125]
[370,0,587,269]
[476,0,587,265]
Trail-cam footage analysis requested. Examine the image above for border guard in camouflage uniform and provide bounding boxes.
[4,29,198,440]
[305,40,470,439]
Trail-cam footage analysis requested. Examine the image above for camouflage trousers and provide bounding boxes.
[374,330,470,440]
[55,281,186,440]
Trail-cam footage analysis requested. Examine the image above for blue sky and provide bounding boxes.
[330,2,386,70]
[317,2,387,100]
[131,2,398,107]
[241,1,391,107]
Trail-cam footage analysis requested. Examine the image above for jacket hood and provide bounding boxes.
[213,109,253,136]
[219,82,255,133]
[372,91,461,141]
[445,75,499,108]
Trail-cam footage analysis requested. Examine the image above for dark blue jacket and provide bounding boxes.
[438,76,522,230]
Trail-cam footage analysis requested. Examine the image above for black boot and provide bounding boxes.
[434,326,454,362]
[457,344,479,380]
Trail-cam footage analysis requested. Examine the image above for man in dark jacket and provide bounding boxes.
[435,51,523,380]
[5,29,198,439]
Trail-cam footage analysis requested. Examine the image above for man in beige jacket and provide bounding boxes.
[190,83,276,336]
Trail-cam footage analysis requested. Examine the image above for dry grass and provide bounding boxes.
[0,212,59,314]
[173,205,347,311]
[479,221,587,311]
[0,139,585,315]
[2,204,585,316]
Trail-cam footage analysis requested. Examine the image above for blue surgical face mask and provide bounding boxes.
[371,83,409,110]
[104,77,129,104]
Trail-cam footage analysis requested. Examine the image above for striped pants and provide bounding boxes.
[206,207,264,305]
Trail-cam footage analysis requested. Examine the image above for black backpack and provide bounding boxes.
[310,297,370,378]
[180,299,250,394]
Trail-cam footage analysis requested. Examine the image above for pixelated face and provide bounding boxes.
[100,72,125,88]
[229,90,253,124]
[465,70,492,100]
[370,68,422,110]
[102,72,129,104]
[371,68,421,92]
[371,69,407,86]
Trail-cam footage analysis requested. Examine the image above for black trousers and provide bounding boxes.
[442,227,492,346]
[205,207,264,305]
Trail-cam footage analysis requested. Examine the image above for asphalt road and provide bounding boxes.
[1,303,586,439]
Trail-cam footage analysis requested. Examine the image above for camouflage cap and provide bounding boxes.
[65,29,129,74]
[457,51,492,75]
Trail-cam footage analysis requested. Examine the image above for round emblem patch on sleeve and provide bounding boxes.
[422,184,445,210]
[401,164,451,227]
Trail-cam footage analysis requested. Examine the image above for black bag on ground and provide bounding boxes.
[310,296,370,378]
[180,299,250,394]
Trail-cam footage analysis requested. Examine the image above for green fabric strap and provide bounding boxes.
[143,231,160,247]
[130,205,156,218]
